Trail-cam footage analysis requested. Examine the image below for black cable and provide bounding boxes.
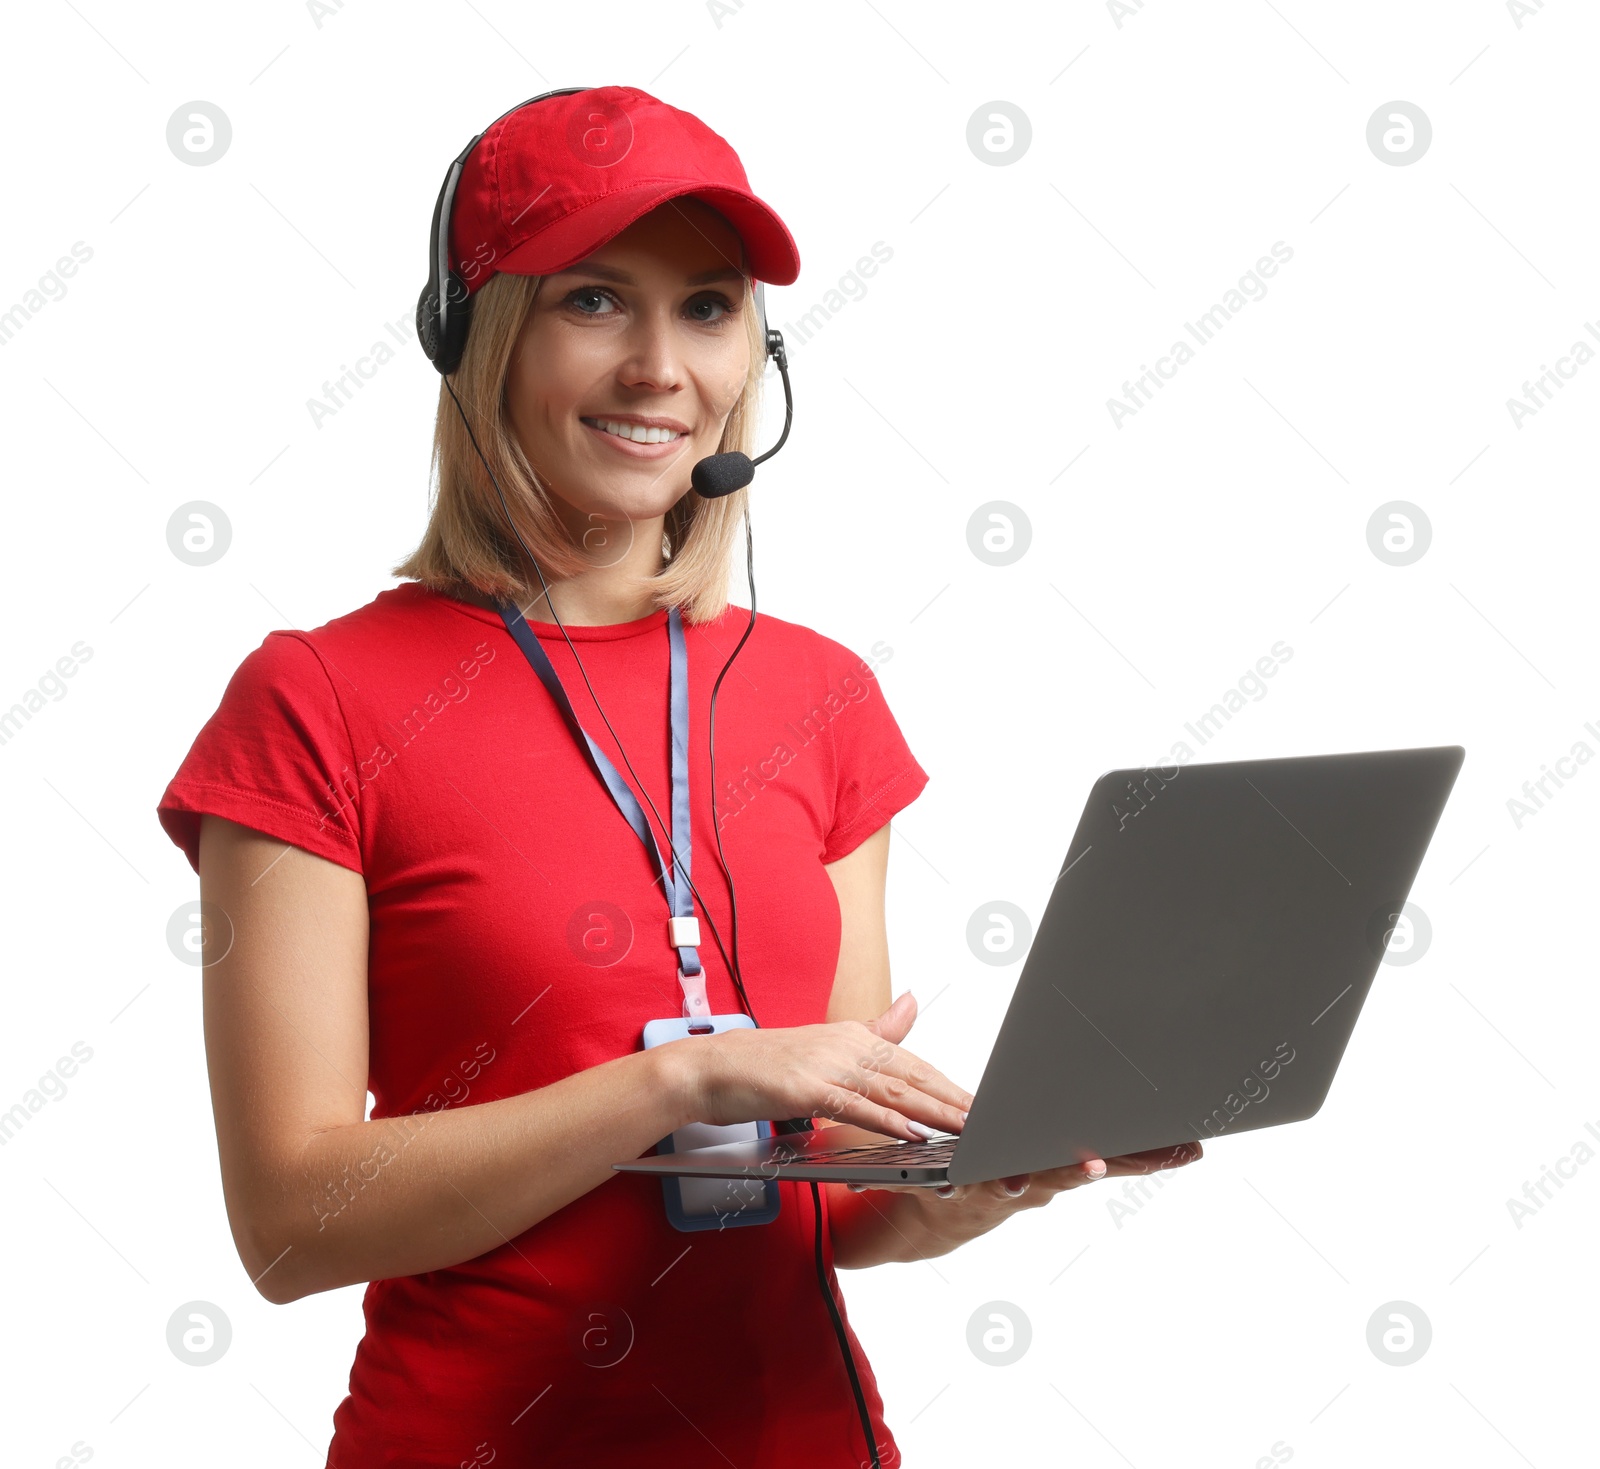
[709,511,883,1469]
[812,1179,880,1469]
[703,500,761,1029]
[443,377,882,1469]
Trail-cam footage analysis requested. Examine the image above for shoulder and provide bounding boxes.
[700,603,893,690]
[294,580,496,656]
[230,582,499,696]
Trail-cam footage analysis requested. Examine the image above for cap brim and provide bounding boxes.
[493,181,800,287]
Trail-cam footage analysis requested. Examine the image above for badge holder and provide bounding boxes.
[640,971,781,1233]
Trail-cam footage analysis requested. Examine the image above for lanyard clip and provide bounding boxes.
[678,966,711,1021]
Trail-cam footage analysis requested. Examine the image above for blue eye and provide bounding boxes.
[566,286,619,315]
[687,294,735,324]
[562,286,738,325]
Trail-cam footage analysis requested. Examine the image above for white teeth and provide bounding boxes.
[591,418,683,444]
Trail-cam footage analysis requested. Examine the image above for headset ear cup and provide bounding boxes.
[415,283,442,368]
[418,89,592,376]
[440,273,472,375]
[412,273,467,379]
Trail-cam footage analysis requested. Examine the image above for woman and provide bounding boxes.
[156,85,1196,1468]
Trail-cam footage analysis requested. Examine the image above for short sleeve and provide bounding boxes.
[820,640,930,865]
[156,631,364,877]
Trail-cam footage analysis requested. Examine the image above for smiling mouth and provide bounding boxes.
[579,416,687,445]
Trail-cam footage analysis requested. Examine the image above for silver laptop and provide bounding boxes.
[613,745,1465,1188]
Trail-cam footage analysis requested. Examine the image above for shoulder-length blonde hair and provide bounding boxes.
[392,265,766,625]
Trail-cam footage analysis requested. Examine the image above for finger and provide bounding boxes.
[852,1040,975,1131]
[1002,1142,1198,1193]
[848,1071,970,1140]
[863,990,918,1046]
[1031,1157,1109,1191]
[825,1036,972,1139]
[816,1079,959,1143]
[1103,1141,1203,1174]
[992,1173,1031,1200]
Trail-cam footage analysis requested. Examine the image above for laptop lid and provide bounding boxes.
[947,745,1464,1186]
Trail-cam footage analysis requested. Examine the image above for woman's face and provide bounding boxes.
[505,199,753,539]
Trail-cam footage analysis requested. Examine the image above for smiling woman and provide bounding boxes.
[394,199,770,626]
[156,85,986,1469]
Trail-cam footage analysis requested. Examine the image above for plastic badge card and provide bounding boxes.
[641,1013,781,1232]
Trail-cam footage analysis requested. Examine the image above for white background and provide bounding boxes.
[2,2,1596,1465]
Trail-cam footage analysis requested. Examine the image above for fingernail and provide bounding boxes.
[935,1184,957,1199]
[847,1183,865,1192]
[960,1111,969,1122]
[1002,1181,1028,1197]
[1085,1159,1107,1179]
[906,1120,937,1140]
[894,989,915,1006]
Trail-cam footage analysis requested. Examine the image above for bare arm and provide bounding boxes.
[198,815,697,1305]
[822,823,895,1030]
[201,812,964,1302]
[818,823,946,1270]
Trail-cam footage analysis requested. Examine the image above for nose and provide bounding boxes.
[613,306,687,394]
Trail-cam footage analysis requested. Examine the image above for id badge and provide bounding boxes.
[641,1013,782,1232]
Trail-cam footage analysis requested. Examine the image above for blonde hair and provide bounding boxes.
[392,265,766,625]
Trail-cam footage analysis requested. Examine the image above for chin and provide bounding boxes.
[558,482,689,525]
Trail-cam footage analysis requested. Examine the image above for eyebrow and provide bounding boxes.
[548,261,746,287]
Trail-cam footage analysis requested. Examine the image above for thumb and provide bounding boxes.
[866,989,917,1043]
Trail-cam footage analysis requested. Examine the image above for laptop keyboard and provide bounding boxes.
[801,1137,958,1166]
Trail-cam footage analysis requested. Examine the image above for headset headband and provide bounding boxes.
[417,86,769,376]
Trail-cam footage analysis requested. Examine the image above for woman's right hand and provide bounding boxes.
[675,991,973,1141]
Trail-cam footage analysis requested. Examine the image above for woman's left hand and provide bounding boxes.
[846,1140,1204,1256]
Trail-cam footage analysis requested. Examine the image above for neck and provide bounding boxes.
[490,505,668,626]
[519,574,659,627]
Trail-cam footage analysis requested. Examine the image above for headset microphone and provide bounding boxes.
[690,298,793,496]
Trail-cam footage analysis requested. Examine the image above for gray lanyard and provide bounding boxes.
[496,599,709,1018]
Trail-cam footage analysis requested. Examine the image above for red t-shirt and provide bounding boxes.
[156,580,929,1469]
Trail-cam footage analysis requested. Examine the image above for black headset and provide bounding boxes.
[415,85,790,497]
[416,86,583,377]
[414,91,883,1469]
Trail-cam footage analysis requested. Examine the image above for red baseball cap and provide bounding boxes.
[448,85,801,296]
